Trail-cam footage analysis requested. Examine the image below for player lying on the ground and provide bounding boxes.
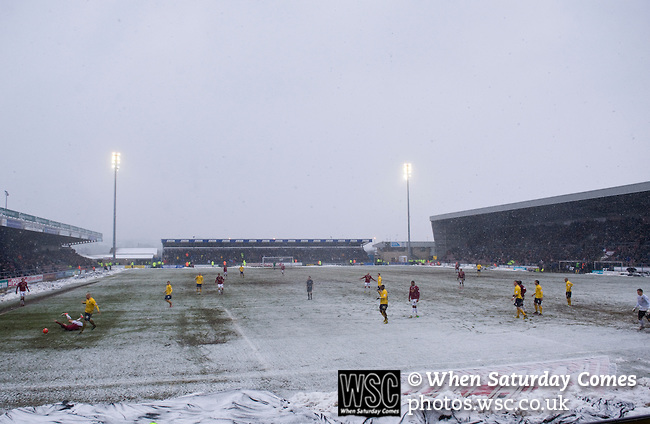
[54,313,84,331]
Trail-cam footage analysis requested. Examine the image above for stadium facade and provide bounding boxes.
[372,241,436,263]
[162,238,373,266]
[429,182,650,269]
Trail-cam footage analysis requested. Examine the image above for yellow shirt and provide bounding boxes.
[84,297,99,314]
[377,275,382,286]
[239,266,244,272]
[534,285,543,299]
[513,285,522,299]
[379,289,388,304]
[566,280,573,292]
[165,284,173,295]
[477,264,482,271]
[195,275,204,285]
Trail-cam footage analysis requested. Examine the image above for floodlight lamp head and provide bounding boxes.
[403,163,412,180]
[111,152,121,170]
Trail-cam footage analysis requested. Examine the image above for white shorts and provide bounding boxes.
[411,299,418,307]
[218,284,224,289]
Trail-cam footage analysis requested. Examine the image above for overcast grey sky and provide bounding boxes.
[1,1,649,248]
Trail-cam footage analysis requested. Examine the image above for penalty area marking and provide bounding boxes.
[223,307,272,371]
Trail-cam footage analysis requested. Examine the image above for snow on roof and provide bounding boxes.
[115,248,158,255]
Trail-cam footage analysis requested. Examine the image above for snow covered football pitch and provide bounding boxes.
[0,266,648,423]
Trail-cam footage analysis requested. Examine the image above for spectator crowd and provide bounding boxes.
[441,216,650,270]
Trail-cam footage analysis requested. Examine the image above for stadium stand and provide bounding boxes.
[0,208,102,279]
[162,238,372,266]
[430,182,650,271]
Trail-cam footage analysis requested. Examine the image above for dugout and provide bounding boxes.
[429,181,650,269]
[161,238,372,266]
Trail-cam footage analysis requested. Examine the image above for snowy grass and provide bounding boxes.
[0,266,648,423]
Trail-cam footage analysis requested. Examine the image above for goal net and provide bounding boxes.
[261,256,295,267]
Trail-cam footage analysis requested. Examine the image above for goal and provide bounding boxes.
[262,256,295,267]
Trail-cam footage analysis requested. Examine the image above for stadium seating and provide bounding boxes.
[441,217,650,270]
[0,227,96,279]
[161,239,371,266]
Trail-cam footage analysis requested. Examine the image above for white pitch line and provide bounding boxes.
[223,307,272,371]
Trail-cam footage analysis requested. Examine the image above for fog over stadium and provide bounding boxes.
[1,2,649,251]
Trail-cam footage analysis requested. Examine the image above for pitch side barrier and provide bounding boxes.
[161,263,383,268]
[0,270,80,292]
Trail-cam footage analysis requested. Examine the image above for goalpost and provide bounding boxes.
[593,261,625,272]
[261,256,295,267]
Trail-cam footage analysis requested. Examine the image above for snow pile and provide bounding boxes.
[0,269,124,304]
[290,356,650,424]
[398,384,650,424]
[1,383,647,424]
[0,390,333,424]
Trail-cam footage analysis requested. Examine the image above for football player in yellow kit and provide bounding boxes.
[512,281,527,319]
[195,273,204,294]
[532,280,543,315]
[378,284,388,324]
[565,278,573,306]
[80,293,100,334]
[165,281,173,307]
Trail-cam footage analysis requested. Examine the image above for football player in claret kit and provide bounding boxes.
[15,277,30,306]
[457,268,465,288]
[55,313,84,331]
[360,273,375,289]
[216,273,225,294]
[408,281,420,318]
